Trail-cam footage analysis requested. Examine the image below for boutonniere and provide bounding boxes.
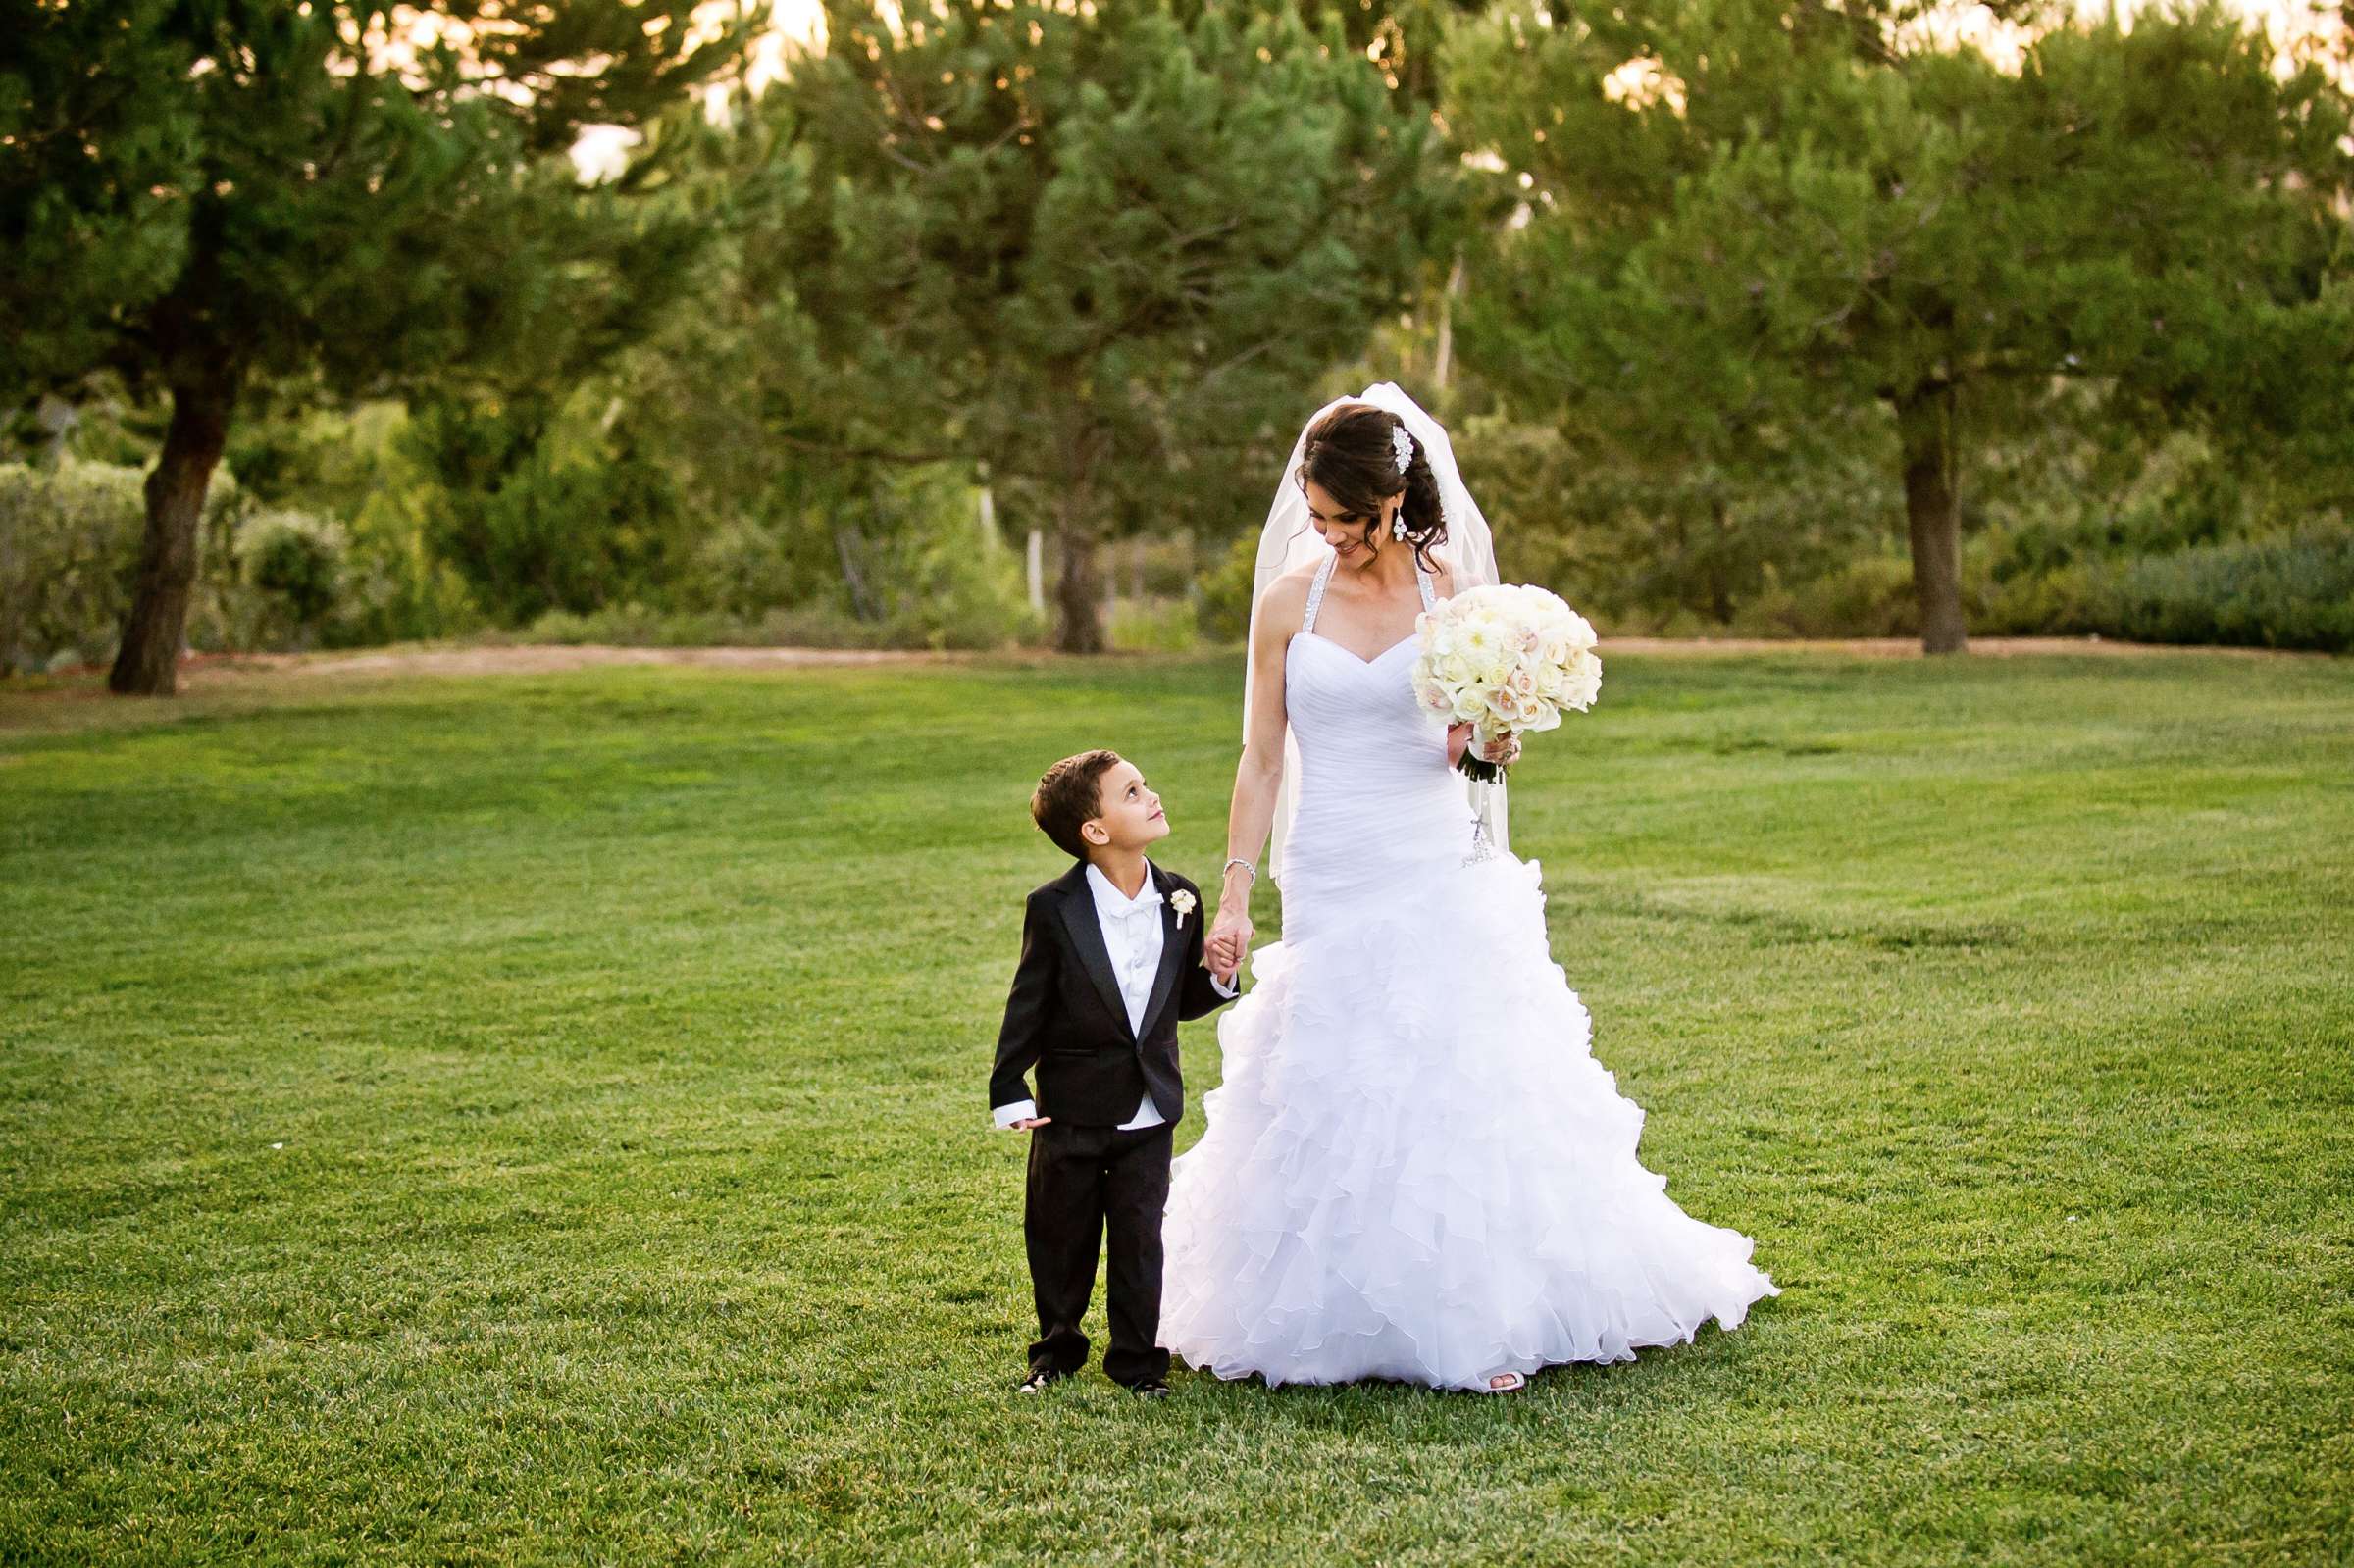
[1170,888,1197,929]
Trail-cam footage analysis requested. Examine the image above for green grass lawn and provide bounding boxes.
[4,649,2350,1566]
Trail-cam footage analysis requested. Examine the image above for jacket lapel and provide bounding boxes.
[1059,872,1135,1042]
[1139,862,1187,1040]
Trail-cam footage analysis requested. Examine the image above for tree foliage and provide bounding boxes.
[762,0,1460,651]
[1446,0,2354,652]
[1,0,764,692]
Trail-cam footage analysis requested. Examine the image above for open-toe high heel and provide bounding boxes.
[1477,1371,1528,1394]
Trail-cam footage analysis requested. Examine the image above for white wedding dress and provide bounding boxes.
[1159,554,1782,1391]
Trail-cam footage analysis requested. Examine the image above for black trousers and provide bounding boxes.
[1023,1117,1174,1386]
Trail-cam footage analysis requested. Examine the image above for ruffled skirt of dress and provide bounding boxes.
[1159,850,1782,1391]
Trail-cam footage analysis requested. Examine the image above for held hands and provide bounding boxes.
[1206,909,1252,986]
[1004,1116,1050,1132]
[1205,930,1244,983]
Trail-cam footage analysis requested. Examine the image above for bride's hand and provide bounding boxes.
[1479,732,1521,766]
[1452,723,1520,767]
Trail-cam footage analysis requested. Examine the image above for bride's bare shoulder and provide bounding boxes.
[1253,567,1316,632]
[1424,551,1459,600]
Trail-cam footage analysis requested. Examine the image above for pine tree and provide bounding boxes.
[764,0,1457,653]
[1,0,765,693]
[1446,0,2352,652]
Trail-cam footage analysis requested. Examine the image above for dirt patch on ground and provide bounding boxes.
[76,643,977,693]
[1598,634,2331,660]
[13,632,2333,706]
[202,634,2335,682]
[0,645,976,729]
[245,643,970,681]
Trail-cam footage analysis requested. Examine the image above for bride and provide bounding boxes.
[1158,382,1782,1393]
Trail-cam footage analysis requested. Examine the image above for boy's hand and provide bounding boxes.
[1206,932,1242,985]
[1005,1116,1051,1132]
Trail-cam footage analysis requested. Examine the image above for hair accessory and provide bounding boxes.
[1391,423,1413,474]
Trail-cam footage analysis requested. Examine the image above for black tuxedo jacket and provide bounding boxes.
[989,859,1237,1128]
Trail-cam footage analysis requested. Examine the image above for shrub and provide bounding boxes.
[678,518,807,622]
[0,459,140,673]
[2089,531,2354,652]
[1974,560,2103,637]
[1731,554,1918,638]
[1107,596,1200,654]
[506,597,1048,653]
[1193,531,1257,645]
[419,453,681,627]
[512,603,742,648]
[0,458,243,674]
[242,510,343,622]
[193,508,355,652]
[883,512,1041,650]
[0,456,393,672]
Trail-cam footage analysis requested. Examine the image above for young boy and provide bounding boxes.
[990,749,1242,1397]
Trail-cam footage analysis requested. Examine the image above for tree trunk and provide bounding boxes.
[1433,248,1464,391]
[836,522,883,621]
[1054,508,1106,655]
[1894,381,1968,655]
[109,357,238,695]
[1048,394,1107,653]
[1707,494,1734,624]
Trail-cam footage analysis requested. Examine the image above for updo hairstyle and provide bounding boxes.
[1295,403,1450,575]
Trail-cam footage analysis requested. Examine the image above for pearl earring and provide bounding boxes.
[1392,512,1407,541]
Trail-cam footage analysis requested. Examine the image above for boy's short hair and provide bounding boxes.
[1032,749,1123,860]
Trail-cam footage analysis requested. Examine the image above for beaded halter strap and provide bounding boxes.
[1302,553,1333,632]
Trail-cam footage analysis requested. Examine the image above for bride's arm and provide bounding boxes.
[1429,559,1476,768]
[1211,579,1305,965]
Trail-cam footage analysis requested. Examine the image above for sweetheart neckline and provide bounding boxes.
[1292,629,1418,668]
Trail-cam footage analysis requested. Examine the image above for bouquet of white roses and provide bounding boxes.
[1409,583,1602,783]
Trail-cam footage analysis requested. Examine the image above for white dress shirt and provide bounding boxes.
[993,859,1240,1130]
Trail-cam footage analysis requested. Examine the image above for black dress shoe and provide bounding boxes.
[1016,1366,1069,1393]
[1127,1378,1173,1399]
